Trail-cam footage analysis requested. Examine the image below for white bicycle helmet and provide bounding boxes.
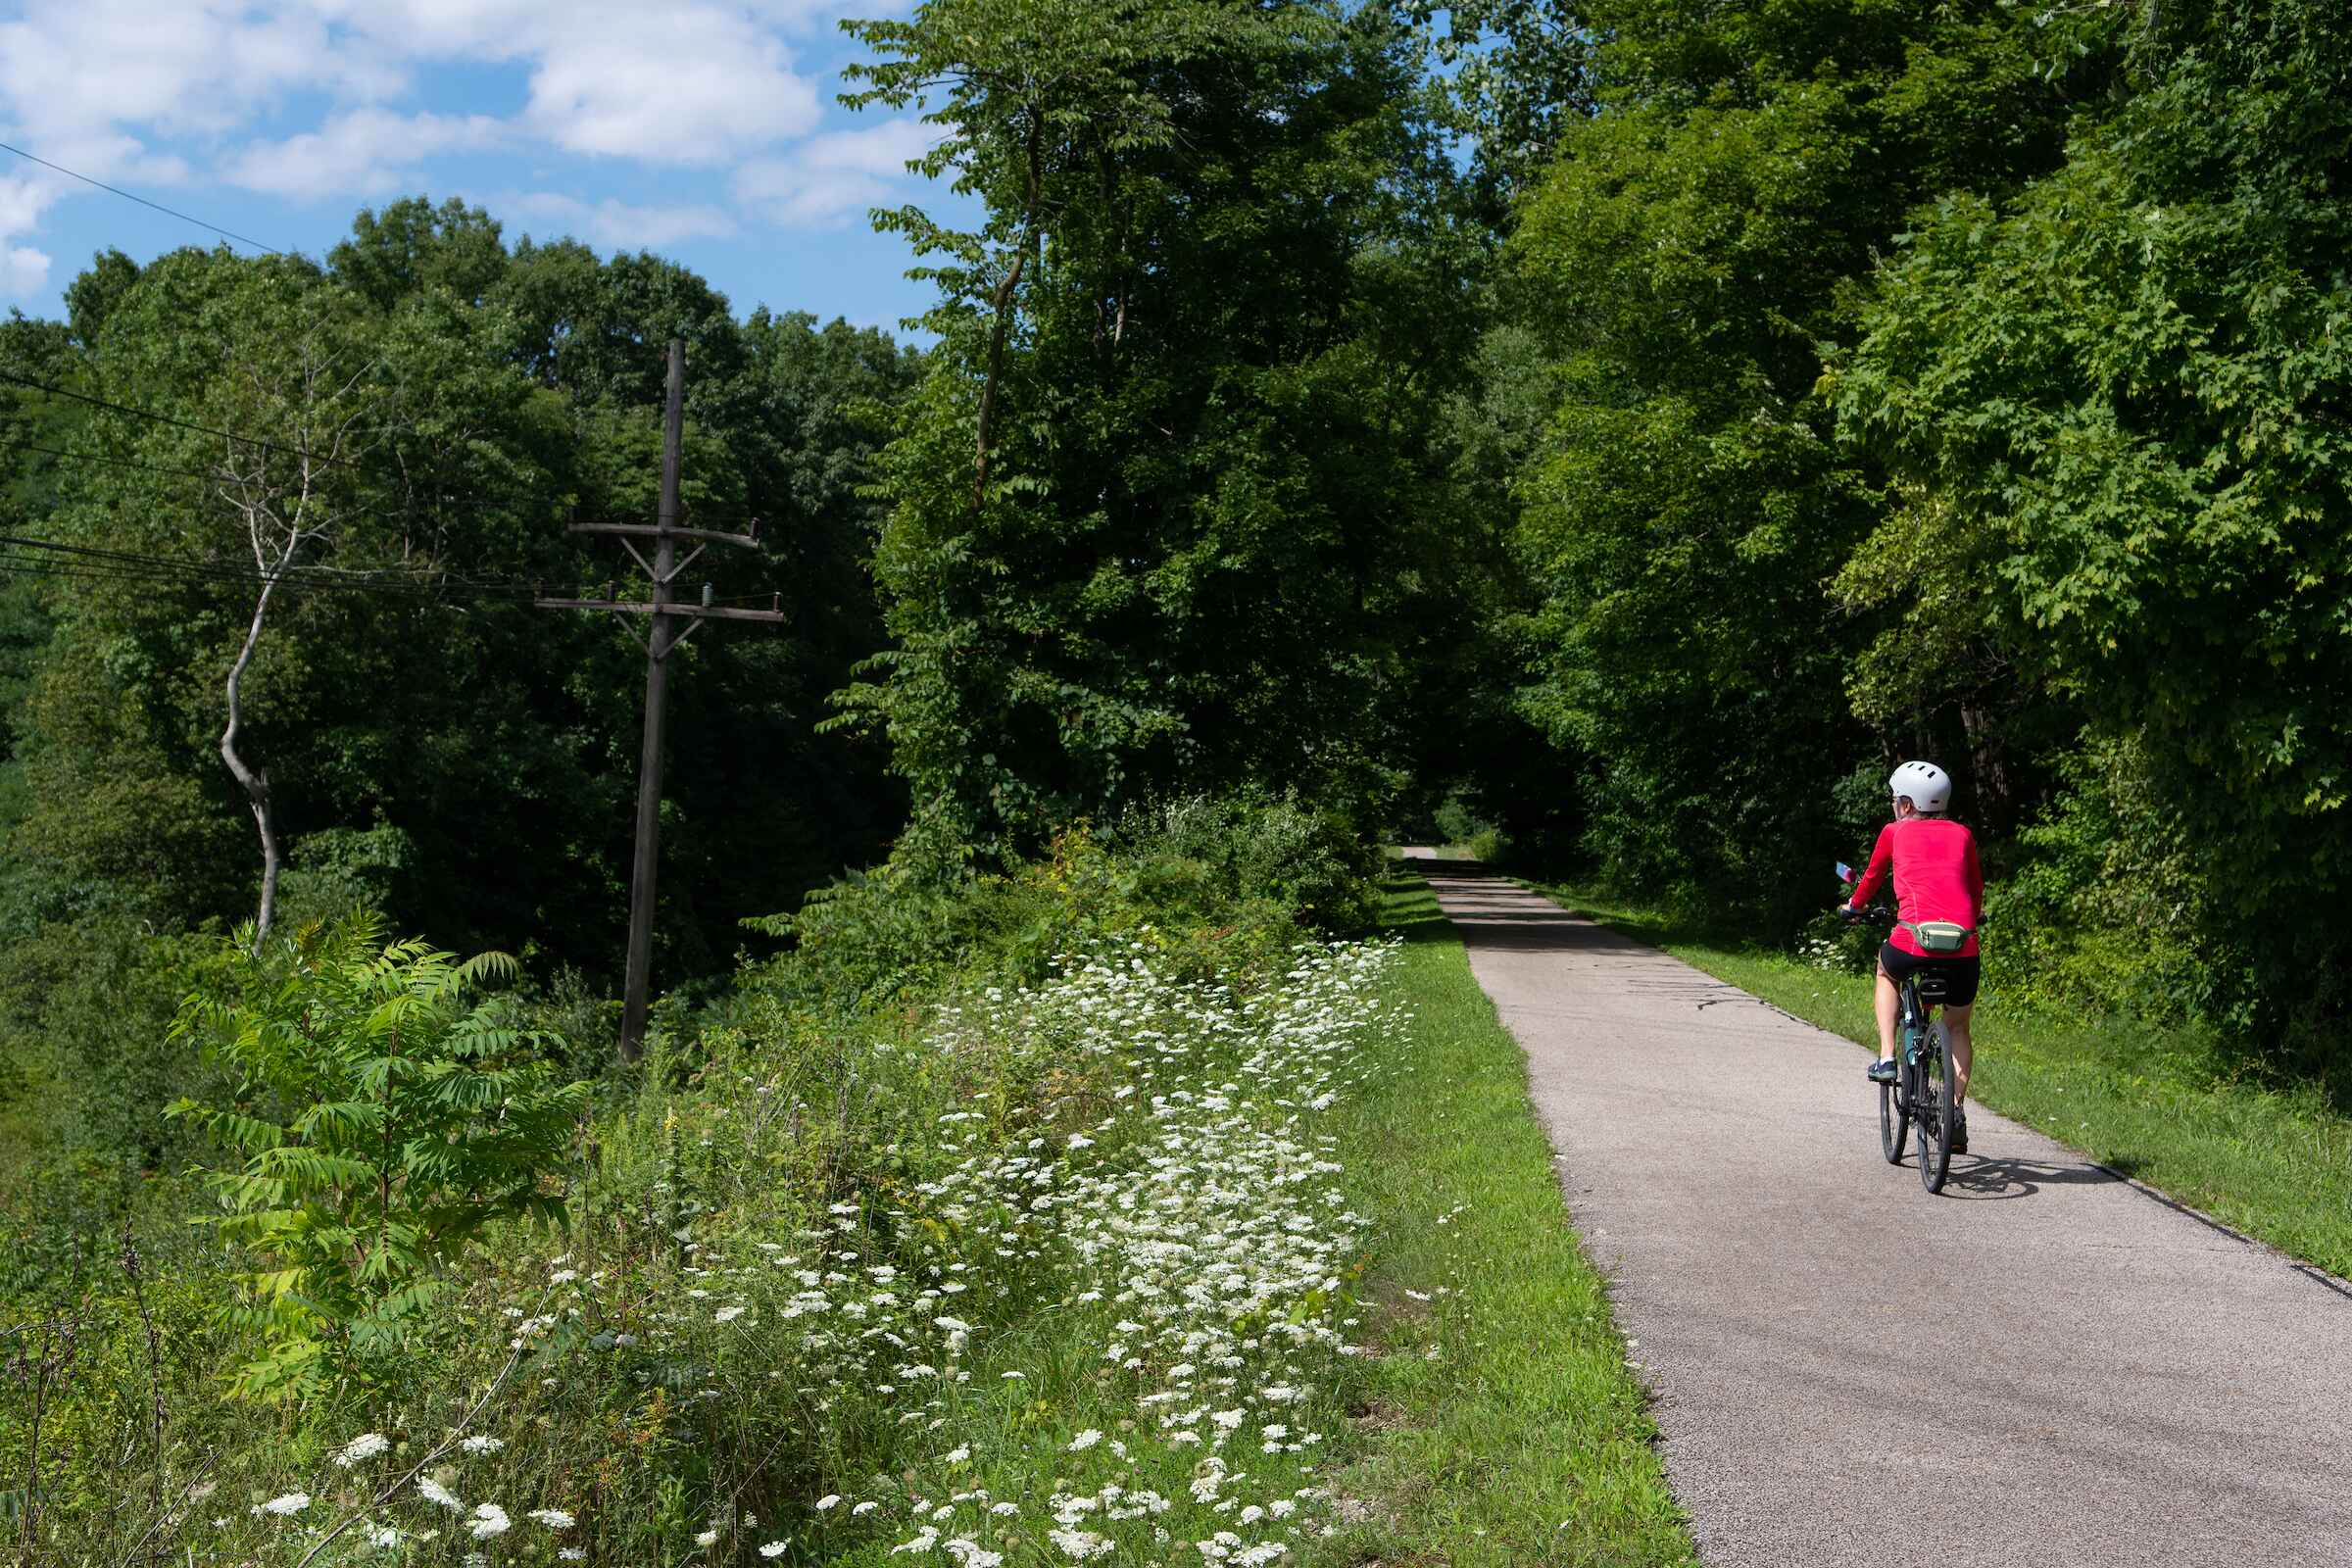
[1888,760,1951,815]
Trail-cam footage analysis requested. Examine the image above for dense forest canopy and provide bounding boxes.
[3,0,2348,1168]
[1,204,918,974]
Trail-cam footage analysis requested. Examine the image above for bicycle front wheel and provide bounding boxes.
[1879,1070,1908,1164]
[1918,1019,1955,1194]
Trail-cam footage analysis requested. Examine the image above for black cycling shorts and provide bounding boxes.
[1879,941,1980,1007]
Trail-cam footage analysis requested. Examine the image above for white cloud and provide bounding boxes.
[519,10,821,163]
[225,109,507,200]
[0,1,380,151]
[0,244,52,298]
[312,0,825,163]
[732,118,936,227]
[0,174,63,238]
[1,0,831,176]
[501,191,739,250]
[0,173,64,295]
[0,0,931,282]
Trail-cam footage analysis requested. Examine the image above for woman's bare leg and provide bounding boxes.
[1944,1003,1974,1105]
[1875,964,1898,1065]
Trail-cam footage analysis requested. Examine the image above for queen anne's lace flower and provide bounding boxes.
[236,938,1391,1565]
[332,1433,389,1467]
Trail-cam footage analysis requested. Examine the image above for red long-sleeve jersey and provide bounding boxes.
[1849,817,1984,958]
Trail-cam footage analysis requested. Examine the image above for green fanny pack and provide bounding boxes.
[1902,920,1974,954]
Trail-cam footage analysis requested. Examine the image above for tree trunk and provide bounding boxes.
[1960,697,2013,834]
[221,575,284,953]
[972,112,1046,513]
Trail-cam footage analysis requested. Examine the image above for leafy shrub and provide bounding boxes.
[1141,789,1383,931]
[740,854,1054,1020]
[1432,791,1484,848]
[1433,790,1510,864]
[167,913,588,1404]
[738,791,1370,1025]
[1977,747,2218,1025]
[0,916,219,1175]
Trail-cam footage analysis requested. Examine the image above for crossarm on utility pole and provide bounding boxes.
[532,340,787,1064]
[531,598,790,623]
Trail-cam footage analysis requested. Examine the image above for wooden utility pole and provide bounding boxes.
[535,340,787,1061]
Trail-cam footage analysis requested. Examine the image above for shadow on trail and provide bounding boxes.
[1399,855,1660,958]
[1937,1154,2123,1201]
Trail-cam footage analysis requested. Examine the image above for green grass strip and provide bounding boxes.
[1318,871,1696,1567]
[1532,880,2352,1283]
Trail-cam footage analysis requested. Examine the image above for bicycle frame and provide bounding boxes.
[1899,977,1944,1071]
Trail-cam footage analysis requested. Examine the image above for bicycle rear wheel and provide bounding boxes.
[1917,1018,1955,1194]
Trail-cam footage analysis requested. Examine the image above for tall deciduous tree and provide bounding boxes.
[1837,0,2352,1036]
[1502,0,2111,913]
[836,0,1484,860]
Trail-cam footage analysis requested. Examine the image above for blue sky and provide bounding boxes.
[0,0,980,339]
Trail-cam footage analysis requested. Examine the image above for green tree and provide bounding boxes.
[837,0,1485,860]
[1836,0,2352,1039]
[3,208,918,992]
[1501,0,2113,913]
[169,914,586,1402]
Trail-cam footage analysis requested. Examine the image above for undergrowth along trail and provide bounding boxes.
[218,936,1402,1564]
[1319,869,1695,1567]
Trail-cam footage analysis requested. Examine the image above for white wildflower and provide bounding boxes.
[332,1432,390,1466]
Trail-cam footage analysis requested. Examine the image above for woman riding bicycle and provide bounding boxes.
[1838,760,1984,1153]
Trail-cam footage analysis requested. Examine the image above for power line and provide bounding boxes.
[0,139,286,256]
[0,371,559,531]
[0,436,516,537]
[0,533,551,603]
[4,439,229,484]
[0,367,375,473]
[0,556,534,604]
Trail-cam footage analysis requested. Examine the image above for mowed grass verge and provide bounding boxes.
[1530,879,2352,1283]
[1316,870,1696,1567]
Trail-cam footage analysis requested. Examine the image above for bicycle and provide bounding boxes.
[1840,897,1959,1194]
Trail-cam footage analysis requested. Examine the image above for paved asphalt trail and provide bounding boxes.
[1404,854,2352,1568]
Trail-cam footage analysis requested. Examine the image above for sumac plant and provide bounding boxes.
[168,914,587,1403]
